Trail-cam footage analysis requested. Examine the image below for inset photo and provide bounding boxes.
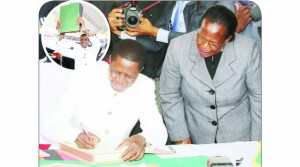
[40,0,110,70]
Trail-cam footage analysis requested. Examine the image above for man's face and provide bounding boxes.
[196,18,231,58]
[109,55,140,92]
[80,36,89,48]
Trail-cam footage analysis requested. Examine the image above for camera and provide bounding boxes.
[117,3,142,31]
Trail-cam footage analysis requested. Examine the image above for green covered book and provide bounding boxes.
[58,3,83,33]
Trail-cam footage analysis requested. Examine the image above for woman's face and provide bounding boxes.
[196,18,232,58]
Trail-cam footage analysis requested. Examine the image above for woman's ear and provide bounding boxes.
[225,35,233,44]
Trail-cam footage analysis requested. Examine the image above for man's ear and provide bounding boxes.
[225,35,233,44]
[139,66,144,72]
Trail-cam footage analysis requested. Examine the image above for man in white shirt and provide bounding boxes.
[42,39,168,161]
[55,17,101,70]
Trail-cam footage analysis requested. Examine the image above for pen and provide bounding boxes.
[236,157,243,166]
[80,123,92,142]
[168,146,176,153]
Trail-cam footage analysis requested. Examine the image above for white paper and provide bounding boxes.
[155,141,259,167]
[39,149,50,158]
[156,144,200,159]
[145,145,174,154]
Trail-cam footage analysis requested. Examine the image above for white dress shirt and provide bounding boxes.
[56,36,101,70]
[41,61,168,147]
[170,1,187,33]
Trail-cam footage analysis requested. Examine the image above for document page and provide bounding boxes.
[156,144,201,159]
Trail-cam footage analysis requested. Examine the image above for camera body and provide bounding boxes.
[117,3,141,31]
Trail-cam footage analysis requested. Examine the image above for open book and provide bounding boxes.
[59,139,127,164]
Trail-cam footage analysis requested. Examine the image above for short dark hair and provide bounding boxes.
[80,33,88,39]
[111,39,146,70]
[199,5,238,42]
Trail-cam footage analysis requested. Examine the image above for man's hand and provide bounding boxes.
[175,138,192,145]
[108,8,125,36]
[77,17,87,32]
[77,17,94,36]
[235,2,252,33]
[56,21,65,40]
[75,132,101,149]
[125,17,158,37]
[116,134,146,161]
[56,21,62,30]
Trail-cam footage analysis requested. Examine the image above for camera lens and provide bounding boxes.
[127,16,138,26]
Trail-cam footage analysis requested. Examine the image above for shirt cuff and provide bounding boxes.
[119,31,136,40]
[156,28,169,43]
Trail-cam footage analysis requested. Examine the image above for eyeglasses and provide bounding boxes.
[196,33,224,49]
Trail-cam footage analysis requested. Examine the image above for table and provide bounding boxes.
[40,141,261,167]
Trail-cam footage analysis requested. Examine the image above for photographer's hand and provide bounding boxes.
[108,8,125,36]
[235,2,252,33]
[125,17,158,37]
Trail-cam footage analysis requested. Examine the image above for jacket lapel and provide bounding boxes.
[183,1,196,30]
[213,42,236,88]
[166,1,176,26]
[189,33,214,89]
